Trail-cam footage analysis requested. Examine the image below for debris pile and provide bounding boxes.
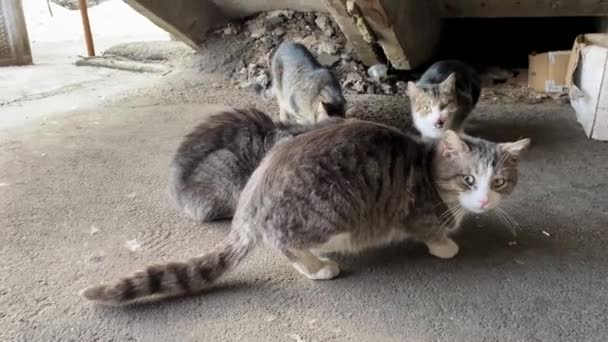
[212,11,406,96]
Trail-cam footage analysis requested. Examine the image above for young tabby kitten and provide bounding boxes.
[82,121,530,304]
[168,107,342,222]
[255,41,346,124]
[408,60,481,139]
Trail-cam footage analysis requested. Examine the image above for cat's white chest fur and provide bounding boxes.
[311,229,409,255]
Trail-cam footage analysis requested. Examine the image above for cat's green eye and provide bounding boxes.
[422,105,430,112]
[492,178,506,188]
[462,175,475,186]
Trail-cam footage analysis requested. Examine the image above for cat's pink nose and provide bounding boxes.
[434,118,445,128]
[479,198,490,208]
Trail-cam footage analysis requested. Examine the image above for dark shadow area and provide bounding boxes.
[435,17,602,69]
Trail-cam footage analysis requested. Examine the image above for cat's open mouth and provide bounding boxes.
[434,120,445,129]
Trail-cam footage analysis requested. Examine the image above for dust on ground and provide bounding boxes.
[2,6,605,342]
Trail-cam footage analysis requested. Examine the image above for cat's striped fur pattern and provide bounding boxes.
[168,107,342,222]
[82,119,529,304]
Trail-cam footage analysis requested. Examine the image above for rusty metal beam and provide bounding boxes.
[78,0,95,57]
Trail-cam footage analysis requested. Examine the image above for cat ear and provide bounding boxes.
[407,81,418,96]
[439,73,457,93]
[440,130,469,158]
[499,138,531,157]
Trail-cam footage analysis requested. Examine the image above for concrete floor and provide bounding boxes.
[1,72,608,341]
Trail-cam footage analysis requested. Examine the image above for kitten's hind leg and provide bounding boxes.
[282,249,340,280]
[426,237,459,259]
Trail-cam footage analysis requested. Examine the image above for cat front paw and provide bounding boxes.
[427,238,459,259]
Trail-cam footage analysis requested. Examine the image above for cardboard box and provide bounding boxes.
[528,51,571,93]
[566,34,608,141]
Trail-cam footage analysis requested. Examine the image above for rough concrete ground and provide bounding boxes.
[2,63,608,341]
[0,0,171,130]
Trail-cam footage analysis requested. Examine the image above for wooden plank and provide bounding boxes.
[355,0,440,69]
[322,0,381,67]
[439,0,608,17]
[125,0,229,50]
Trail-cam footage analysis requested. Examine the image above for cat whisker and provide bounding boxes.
[437,203,463,233]
[495,208,519,239]
[437,203,461,225]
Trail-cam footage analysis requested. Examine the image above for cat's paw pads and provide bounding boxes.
[427,238,459,259]
[313,260,340,280]
[296,260,340,280]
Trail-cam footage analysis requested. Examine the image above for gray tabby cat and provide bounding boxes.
[168,107,342,222]
[407,60,481,139]
[255,41,346,124]
[82,120,530,304]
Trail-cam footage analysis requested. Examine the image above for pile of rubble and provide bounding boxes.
[212,10,407,96]
[200,10,562,104]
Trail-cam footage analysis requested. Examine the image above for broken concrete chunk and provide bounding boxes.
[246,21,267,39]
[368,64,389,82]
[315,14,335,37]
[273,27,286,37]
[318,41,340,55]
[318,53,341,67]
[266,10,295,21]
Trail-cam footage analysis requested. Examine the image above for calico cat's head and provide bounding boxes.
[434,131,531,214]
[407,74,459,139]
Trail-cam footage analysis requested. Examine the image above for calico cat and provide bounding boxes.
[254,41,346,124]
[168,107,342,222]
[407,60,481,139]
[82,120,530,304]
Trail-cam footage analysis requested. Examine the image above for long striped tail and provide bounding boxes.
[80,230,254,305]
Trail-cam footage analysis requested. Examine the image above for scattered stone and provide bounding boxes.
[90,225,100,235]
[317,53,341,67]
[266,16,285,28]
[395,81,408,95]
[343,72,365,93]
[340,53,352,62]
[287,334,305,342]
[264,314,278,322]
[541,230,551,237]
[255,72,269,88]
[315,15,335,37]
[367,64,389,82]
[246,21,267,39]
[266,9,294,20]
[257,52,271,67]
[508,240,518,246]
[380,83,394,95]
[272,27,286,37]
[318,41,340,55]
[125,239,141,252]
[303,12,316,26]
[247,63,259,79]
[222,25,238,36]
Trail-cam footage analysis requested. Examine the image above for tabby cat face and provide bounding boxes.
[408,74,459,139]
[434,131,531,214]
